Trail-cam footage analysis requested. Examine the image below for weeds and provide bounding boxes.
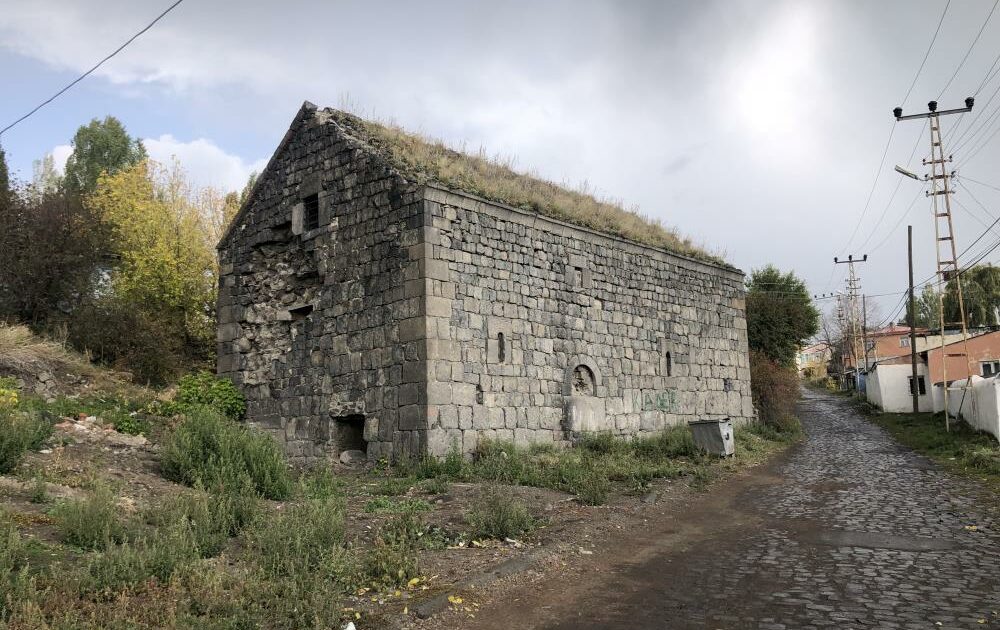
[0,512,34,621]
[247,496,346,578]
[0,409,52,473]
[363,512,423,588]
[52,483,128,550]
[466,485,535,539]
[870,411,1000,491]
[160,406,291,499]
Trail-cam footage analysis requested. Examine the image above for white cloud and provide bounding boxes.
[143,135,266,193]
[47,136,265,193]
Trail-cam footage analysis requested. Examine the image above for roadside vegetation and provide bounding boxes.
[866,410,1000,495]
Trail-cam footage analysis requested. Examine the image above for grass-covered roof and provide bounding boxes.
[319,108,726,266]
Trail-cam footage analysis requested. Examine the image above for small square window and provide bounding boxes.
[303,193,320,231]
[900,337,910,348]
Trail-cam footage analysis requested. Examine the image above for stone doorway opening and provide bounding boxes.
[333,414,367,456]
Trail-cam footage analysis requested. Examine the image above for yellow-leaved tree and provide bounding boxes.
[78,160,227,382]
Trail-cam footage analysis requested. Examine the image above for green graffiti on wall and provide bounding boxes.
[631,390,679,412]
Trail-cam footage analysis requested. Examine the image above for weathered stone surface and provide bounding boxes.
[217,103,754,463]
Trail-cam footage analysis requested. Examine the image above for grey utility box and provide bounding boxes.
[688,418,735,457]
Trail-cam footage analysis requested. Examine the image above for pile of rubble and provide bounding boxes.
[53,414,148,448]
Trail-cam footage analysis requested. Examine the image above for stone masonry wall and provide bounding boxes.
[418,186,754,456]
[217,106,427,462]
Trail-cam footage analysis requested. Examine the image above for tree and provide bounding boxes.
[77,159,224,382]
[746,265,820,367]
[0,185,107,325]
[0,145,11,209]
[944,265,1000,328]
[905,283,939,329]
[31,153,63,198]
[63,116,146,197]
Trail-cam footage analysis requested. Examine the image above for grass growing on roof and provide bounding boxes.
[325,109,726,265]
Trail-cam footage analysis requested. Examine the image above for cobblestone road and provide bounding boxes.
[470,389,1000,629]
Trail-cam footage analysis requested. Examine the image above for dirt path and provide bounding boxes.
[444,390,1000,629]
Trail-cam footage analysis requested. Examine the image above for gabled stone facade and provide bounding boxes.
[217,103,754,463]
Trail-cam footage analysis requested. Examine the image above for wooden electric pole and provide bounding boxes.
[894,98,976,430]
[908,225,919,413]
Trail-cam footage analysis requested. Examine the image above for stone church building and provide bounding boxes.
[217,102,754,462]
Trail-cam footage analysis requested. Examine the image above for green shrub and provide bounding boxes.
[248,497,345,578]
[0,410,51,473]
[108,410,150,436]
[749,350,803,434]
[298,466,342,500]
[363,512,422,588]
[84,521,199,593]
[0,512,34,621]
[175,371,246,420]
[147,480,258,558]
[465,485,535,539]
[372,476,415,496]
[53,483,128,550]
[967,446,1000,474]
[160,407,291,500]
[421,476,450,495]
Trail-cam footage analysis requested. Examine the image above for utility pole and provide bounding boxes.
[862,293,870,384]
[908,225,919,413]
[894,98,975,430]
[834,255,868,393]
[835,293,849,390]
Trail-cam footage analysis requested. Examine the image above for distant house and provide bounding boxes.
[866,330,1000,413]
[796,342,831,377]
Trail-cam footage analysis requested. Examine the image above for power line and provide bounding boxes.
[0,0,185,139]
[856,122,928,252]
[938,0,1000,99]
[839,3,952,260]
[903,0,952,106]
[869,185,927,253]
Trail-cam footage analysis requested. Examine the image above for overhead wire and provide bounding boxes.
[938,0,1000,99]
[0,0,185,138]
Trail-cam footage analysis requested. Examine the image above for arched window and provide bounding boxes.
[665,351,673,377]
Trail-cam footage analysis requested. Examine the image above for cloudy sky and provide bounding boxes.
[2,0,1000,322]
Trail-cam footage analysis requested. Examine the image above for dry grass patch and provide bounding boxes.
[323,109,726,265]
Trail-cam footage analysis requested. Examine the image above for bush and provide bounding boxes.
[84,521,199,593]
[0,410,51,473]
[175,371,246,421]
[67,297,186,386]
[0,512,34,621]
[147,483,258,558]
[465,485,535,539]
[749,350,802,434]
[363,513,422,587]
[247,496,345,578]
[53,483,128,550]
[160,407,291,500]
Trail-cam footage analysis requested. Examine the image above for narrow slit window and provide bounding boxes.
[497,332,506,363]
[665,351,673,377]
[303,193,320,231]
